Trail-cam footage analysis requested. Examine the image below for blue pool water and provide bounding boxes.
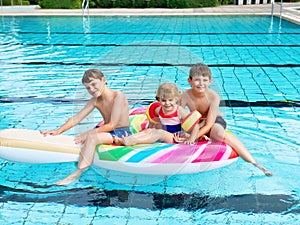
[0,15,299,224]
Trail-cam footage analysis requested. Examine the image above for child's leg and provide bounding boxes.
[56,132,113,186]
[210,124,256,163]
[118,128,174,146]
[78,132,113,169]
[209,124,272,176]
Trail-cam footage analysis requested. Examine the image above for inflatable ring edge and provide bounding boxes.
[181,110,202,132]
[146,102,161,124]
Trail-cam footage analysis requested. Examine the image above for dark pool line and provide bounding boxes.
[2,31,300,35]
[0,97,87,104]
[0,184,298,213]
[0,97,299,108]
[4,62,300,67]
[141,99,300,108]
[221,100,300,108]
[4,43,300,47]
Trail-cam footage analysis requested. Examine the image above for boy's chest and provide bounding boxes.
[95,97,115,112]
[188,96,210,116]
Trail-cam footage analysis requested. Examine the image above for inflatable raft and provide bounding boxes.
[0,109,239,175]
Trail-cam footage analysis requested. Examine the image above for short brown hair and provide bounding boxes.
[81,69,104,83]
[189,63,212,80]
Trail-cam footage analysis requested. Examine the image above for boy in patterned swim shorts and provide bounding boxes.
[41,69,132,185]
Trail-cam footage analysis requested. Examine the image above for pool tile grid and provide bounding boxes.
[4,32,300,47]
[1,65,299,134]
[1,46,299,68]
[1,151,300,224]
[0,13,300,225]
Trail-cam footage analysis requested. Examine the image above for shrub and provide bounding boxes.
[92,0,219,8]
[2,0,30,5]
[38,0,82,9]
[4,0,227,8]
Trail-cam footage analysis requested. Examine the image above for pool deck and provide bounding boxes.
[0,3,300,24]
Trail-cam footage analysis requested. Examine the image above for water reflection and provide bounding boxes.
[0,184,298,213]
[82,16,90,34]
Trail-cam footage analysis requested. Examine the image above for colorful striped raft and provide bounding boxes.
[94,141,238,174]
[0,128,238,175]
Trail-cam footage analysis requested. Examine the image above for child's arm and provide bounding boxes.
[178,105,189,119]
[178,106,201,144]
[149,106,162,128]
[184,123,200,144]
[41,98,95,136]
[148,121,162,129]
[179,91,188,109]
[146,103,162,129]
[196,93,220,139]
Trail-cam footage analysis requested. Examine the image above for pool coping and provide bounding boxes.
[0,3,300,25]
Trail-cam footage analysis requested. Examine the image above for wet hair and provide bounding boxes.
[156,82,180,102]
[81,69,105,84]
[189,63,212,80]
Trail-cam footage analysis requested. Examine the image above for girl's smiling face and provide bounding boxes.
[155,82,180,114]
[84,77,106,97]
[159,96,178,114]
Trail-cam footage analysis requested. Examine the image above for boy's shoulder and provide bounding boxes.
[182,88,192,96]
[182,88,216,96]
[182,88,220,102]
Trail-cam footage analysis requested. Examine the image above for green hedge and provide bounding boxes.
[96,0,220,8]
[4,0,300,8]
[38,0,82,9]
[2,0,30,5]
[37,0,220,9]
[2,0,220,8]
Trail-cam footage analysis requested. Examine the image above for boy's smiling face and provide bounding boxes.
[84,77,106,98]
[188,75,211,93]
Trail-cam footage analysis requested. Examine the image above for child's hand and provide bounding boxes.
[184,139,196,145]
[74,132,89,144]
[183,133,198,145]
[40,130,60,136]
[173,132,186,143]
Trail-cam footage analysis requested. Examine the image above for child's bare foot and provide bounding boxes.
[253,163,273,176]
[198,135,210,142]
[55,169,84,186]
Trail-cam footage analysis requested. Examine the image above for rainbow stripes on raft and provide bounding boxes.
[94,141,238,174]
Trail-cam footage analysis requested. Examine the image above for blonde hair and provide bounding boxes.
[156,82,180,102]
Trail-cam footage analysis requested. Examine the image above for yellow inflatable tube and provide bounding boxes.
[181,110,202,132]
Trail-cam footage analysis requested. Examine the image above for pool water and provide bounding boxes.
[0,15,299,224]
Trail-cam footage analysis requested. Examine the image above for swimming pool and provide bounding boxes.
[0,15,299,224]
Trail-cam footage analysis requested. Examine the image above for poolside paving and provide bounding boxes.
[0,3,300,24]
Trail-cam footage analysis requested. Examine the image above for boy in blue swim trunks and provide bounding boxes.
[41,69,131,185]
[180,63,272,176]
